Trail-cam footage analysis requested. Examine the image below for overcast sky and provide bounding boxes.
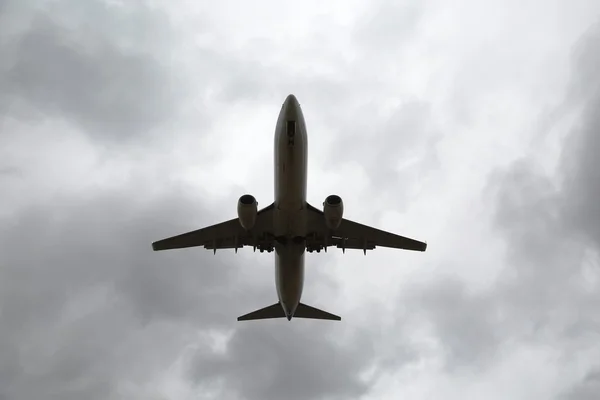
[1,0,600,399]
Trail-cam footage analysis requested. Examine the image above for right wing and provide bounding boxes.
[152,203,275,252]
[305,203,427,253]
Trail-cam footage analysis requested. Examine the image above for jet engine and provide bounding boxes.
[323,194,344,230]
[238,194,258,230]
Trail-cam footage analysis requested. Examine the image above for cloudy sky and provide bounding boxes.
[1,0,600,399]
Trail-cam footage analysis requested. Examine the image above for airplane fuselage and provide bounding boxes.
[273,95,308,319]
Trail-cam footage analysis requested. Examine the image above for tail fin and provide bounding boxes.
[237,302,286,321]
[294,303,341,321]
[237,302,341,321]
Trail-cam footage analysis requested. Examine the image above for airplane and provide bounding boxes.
[151,94,427,322]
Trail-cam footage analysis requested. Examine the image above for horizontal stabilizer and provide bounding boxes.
[294,302,341,321]
[237,302,286,321]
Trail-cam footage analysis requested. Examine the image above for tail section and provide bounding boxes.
[237,302,286,321]
[237,302,341,321]
[294,303,341,321]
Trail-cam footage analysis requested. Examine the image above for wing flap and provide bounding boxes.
[329,237,376,250]
[152,203,275,252]
[305,202,427,252]
[152,219,242,251]
[338,219,427,252]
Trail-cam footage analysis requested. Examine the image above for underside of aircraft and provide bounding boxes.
[152,94,427,321]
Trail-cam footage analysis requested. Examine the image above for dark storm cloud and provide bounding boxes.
[490,20,600,328]
[481,20,600,391]
[0,183,386,399]
[0,0,188,141]
[399,278,503,369]
[561,367,600,400]
[0,1,395,398]
[190,323,377,400]
[382,20,600,379]
[559,23,600,247]
[0,188,238,399]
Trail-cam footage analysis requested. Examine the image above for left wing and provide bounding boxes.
[152,203,275,252]
[305,203,427,253]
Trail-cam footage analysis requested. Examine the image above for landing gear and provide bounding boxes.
[258,245,274,253]
[306,245,325,253]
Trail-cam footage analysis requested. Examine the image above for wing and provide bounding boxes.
[305,203,427,253]
[152,203,275,252]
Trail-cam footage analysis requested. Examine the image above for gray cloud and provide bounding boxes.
[483,19,600,394]
[334,99,440,197]
[491,19,600,331]
[0,1,433,399]
[561,367,600,400]
[5,0,599,399]
[190,323,377,400]
[0,3,389,398]
[0,189,232,398]
[559,38,600,246]
[399,277,504,369]
[0,182,385,399]
[0,166,20,176]
[565,22,600,104]
[353,0,423,54]
[380,20,600,384]
[0,0,189,141]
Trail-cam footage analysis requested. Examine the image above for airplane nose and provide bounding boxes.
[284,94,299,107]
[283,94,300,120]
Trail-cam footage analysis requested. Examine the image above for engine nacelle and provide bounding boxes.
[323,194,344,230]
[237,194,258,230]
